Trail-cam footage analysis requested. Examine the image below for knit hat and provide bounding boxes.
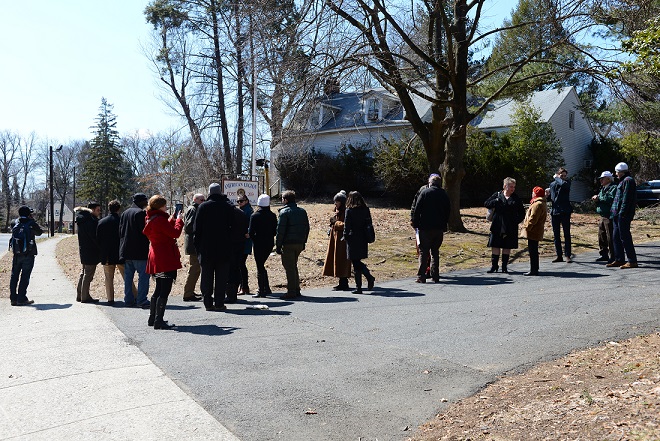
[532,186,545,199]
[18,206,33,217]
[209,183,222,195]
[333,190,347,203]
[257,194,270,207]
[615,162,628,172]
[599,171,614,179]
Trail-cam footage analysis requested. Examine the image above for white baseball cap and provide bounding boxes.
[615,162,628,172]
[599,171,613,179]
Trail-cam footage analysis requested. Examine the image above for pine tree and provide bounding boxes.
[78,98,131,212]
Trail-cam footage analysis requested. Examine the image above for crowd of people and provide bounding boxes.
[8,161,643,321]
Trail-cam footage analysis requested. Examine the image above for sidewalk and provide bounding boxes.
[0,237,240,441]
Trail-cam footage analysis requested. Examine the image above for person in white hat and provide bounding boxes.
[591,171,617,262]
[248,194,278,297]
[607,162,638,268]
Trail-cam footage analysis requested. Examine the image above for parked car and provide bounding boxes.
[636,180,660,207]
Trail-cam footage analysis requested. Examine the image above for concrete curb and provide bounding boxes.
[0,237,240,440]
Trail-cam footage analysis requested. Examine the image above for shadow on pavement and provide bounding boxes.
[440,276,515,285]
[223,308,292,316]
[33,303,73,311]
[174,325,239,336]
[293,295,359,304]
[539,271,607,278]
[366,287,424,298]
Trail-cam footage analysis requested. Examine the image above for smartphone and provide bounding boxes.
[174,203,184,216]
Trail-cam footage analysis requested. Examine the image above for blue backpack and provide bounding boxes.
[10,219,35,255]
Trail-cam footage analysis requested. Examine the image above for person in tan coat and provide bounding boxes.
[322,190,352,291]
[522,186,548,276]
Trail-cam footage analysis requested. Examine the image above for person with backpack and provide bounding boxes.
[9,206,44,306]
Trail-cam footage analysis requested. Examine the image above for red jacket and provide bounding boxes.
[143,209,184,274]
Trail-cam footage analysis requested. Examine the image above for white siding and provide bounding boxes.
[547,88,595,201]
[310,126,407,156]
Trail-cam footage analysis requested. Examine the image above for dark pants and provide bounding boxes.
[226,247,243,301]
[551,213,571,258]
[417,229,444,279]
[200,257,230,308]
[612,215,637,263]
[528,239,539,273]
[238,253,250,293]
[281,243,305,295]
[10,254,36,303]
[254,246,272,294]
[351,259,372,289]
[77,264,98,302]
[598,216,614,261]
[150,275,175,325]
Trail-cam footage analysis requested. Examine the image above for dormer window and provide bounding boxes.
[366,98,380,122]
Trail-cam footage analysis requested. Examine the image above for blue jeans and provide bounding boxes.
[124,259,150,305]
[10,254,35,303]
[612,216,637,263]
[551,213,572,258]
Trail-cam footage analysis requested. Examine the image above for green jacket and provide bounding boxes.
[595,183,616,218]
[276,203,310,249]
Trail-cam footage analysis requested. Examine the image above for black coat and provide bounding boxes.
[412,185,450,231]
[230,205,248,254]
[549,177,572,215]
[119,203,150,261]
[193,193,234,263]
[97,212,121,265]
[183,202,199,255]
[344,205,371,261]
[249,207,277,253]
[76,207,100,265]
[484,191,526,249]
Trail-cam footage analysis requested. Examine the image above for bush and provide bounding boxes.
[373,135,430,204]
[273,147,333,198]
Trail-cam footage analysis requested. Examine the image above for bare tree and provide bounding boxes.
[0,130,20,230]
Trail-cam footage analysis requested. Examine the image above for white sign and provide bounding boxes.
[222,179,259,205]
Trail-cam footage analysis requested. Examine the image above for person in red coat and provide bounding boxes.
[143,195,184,329]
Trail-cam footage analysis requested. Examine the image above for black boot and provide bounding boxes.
[334,277,350,291]
[154,295,175,330]
[147,299,157,326]
[525,250,540,276]
[501,254,510,273]
[487,254,499,273]
[352,272,363,294]
[362,268,375,290]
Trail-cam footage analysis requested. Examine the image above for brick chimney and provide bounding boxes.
[323,78,340,96]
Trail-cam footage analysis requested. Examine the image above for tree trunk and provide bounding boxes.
[234,3,245,176]
[444,130,467,232]
[209,0,232,171]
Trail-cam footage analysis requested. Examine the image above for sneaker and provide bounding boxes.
[606,261,625,267]
[552,257,564,263]
[619,262,638,269]
[17,299,35,306]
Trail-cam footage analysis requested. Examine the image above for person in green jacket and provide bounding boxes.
[276,190,310,299]
[591,171,617,263]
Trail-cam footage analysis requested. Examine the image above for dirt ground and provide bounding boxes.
[2,202,659,440]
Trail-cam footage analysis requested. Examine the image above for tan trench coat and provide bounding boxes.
[322,208,352,278]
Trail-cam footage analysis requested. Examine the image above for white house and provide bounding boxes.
[474,87,595,201]
[275,85,594,201]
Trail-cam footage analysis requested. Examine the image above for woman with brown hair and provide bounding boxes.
[143,195,184,330]
[322,190,352,291]
[344,191,375,294]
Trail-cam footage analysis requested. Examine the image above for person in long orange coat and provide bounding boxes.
[322,190,352,291]
[143,195,184,329]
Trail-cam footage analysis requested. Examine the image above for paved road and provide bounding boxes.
[101,243,660,441]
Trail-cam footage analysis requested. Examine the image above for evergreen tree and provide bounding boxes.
[78,98,130,212]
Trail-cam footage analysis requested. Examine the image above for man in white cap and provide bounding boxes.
[248,194,278,297]
[607,162,638,268]
[591,171,617,262]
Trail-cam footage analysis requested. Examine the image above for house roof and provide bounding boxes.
[474,87,574,130]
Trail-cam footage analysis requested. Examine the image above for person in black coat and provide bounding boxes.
[9,206,44,306]
[548,167,573,262]
[411,175,450,283]
[119,193,151,307]
[75,202,101,303]
[344,191,376,294]
[182,193,205,301]
[194,183,235,311]
[484,177,526,273]
[98,200,136,305]
[225,204,249,303]
[249,194,278,297]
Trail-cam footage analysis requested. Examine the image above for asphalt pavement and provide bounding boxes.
[2,237,659,440]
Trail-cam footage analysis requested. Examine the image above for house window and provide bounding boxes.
[308,106,321,128]
[366,98,380,121]
[569,110,575,130]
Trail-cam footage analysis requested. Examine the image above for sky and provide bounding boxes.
[0,0,518,144]
[0,0,182,143]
